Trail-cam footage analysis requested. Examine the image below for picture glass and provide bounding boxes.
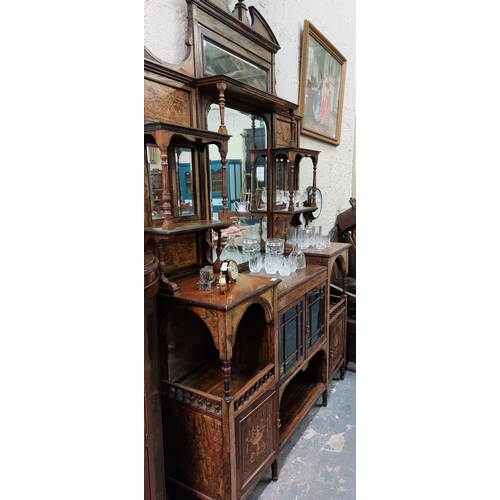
[303,35,343,140]
[298,22,346,145]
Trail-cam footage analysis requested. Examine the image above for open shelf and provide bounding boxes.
[278,349,327,449]
[169,349,264,398]
[167,345,213,382]
[278,371,326,449]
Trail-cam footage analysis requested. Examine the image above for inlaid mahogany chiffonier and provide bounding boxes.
[143,2,350,499]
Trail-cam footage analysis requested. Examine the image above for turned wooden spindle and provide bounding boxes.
[222,360,232,401]
[159,145,174,229]
[287,157,295,211]
[289,108,296,146]
[216,82,228,135]
[311,156,318,208]
[215,82,229,220]
[219,147,228,219]
[250,116,257,149]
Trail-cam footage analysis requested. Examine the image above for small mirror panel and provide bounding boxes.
[203,40,269,92]
[174,147,195,217]
[147,144,163,221]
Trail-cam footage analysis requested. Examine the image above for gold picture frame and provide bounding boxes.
[298,21,347,146]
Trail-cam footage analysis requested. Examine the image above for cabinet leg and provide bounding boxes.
[271,458,278,482]
[340,365,346,380]
[322,389,328,407]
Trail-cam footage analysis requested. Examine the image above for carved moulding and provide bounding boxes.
[165,381,223,416]
[233,365,274,412]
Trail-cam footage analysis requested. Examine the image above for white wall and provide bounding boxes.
[144,0,356,233]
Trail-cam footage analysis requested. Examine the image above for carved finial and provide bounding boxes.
[233,0,250,25]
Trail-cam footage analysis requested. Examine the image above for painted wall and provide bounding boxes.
[144,0,356,234]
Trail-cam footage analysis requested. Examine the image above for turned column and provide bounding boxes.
[152,129,174,230]
[216,82,229,220]
[311,156,318,208]
[222,360,232,402]
[287,155,295,211]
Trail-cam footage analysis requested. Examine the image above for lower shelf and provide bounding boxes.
[278,371,326,449]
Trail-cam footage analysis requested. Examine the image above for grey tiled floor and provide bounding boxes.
[248,371,356,500]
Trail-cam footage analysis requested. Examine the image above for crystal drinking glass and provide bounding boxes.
[290,244,306,269]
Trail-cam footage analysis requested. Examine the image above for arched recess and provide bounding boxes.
[158,308,218,382]
[158,289,274,364]
[331,253,348,283]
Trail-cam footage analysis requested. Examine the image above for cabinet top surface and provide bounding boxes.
[161,273,280,310]
[247,265,327,297]
[144,220,232,236]
[276,265,327,296]
[303,242,350,257]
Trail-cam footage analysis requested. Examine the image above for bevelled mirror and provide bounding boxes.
[207,105,267,264]
[173,146,195,217]
[146,142,199,224]
[203,39,269,92]
[146,144,163,221]
[206,105,267,218]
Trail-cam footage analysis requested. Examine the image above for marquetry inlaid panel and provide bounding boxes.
[163,399,224,499]
[144,79,192,126]
[329,309,346,377]
[162,233,197,271]
[275,118,291,147]
[236,390,276,492]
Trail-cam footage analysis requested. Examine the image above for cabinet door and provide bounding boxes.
[305,285,326,352]
[236,389,278,496]
[278,300,304,379]
[329,307,346,380]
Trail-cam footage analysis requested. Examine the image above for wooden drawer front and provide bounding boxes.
[278,301,303,379]
[236,389,277,493]
[306,285,325,352]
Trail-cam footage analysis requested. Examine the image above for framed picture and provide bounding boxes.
[298,21,347,146]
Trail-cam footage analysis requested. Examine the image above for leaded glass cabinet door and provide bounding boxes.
[306,285,325,352]
[278,300,303,379]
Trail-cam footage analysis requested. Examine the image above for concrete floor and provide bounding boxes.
[247,370,356,500]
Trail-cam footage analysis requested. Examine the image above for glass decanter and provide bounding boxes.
[221,235,241,263]
[290,244,306,270]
